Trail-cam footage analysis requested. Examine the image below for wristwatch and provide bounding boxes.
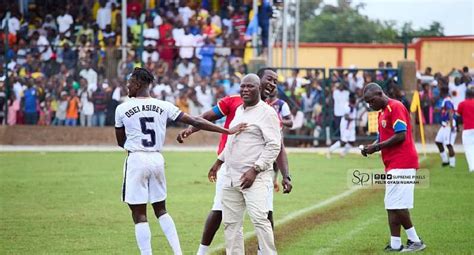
[374,144,381,152]
[284,175,292,181]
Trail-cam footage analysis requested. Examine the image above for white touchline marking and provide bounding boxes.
[209,157,428,254]
[208,186,362,253]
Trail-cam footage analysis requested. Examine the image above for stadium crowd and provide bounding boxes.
[0,1,473,146]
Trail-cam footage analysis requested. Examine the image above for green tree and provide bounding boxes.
[299,0,323,21]
[300,2,444,43]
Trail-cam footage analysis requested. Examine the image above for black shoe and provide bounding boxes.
[442,162,449,167]
[384,244,404,252]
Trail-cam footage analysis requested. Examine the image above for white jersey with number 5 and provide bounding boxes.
[115,98,182,152]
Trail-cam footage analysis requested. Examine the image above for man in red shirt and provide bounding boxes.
[177,68,292,255]
[157,29,176,69]
[361,83,425,252]
[457,87,474,172]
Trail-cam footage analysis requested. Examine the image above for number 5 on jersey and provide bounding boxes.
[140,117,156,147]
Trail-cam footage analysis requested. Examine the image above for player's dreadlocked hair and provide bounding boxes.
[257,67,277,79]
[131,67,154,87]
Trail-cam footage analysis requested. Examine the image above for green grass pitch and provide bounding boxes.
[0,151,472,254]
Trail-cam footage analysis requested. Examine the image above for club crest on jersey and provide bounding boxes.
[381,120,387,128]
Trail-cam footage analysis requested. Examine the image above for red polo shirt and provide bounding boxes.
[457,98,474,130]
[378,99,419,171]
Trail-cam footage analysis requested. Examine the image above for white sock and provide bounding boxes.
[390,236,402,249]
[159,213,182,255]
[257,248,263,255]
[440,151,448,163]
[342,143,351,156]
[135,222,152,255]
[329,141,341,153]
[197,244,209,255]
[405,227,421,242]
[449,156,456,167]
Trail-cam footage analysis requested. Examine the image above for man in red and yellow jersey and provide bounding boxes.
[177,68,292,255]
[361,83,425,252]
[457,87,474,172]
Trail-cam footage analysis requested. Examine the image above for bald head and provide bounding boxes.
[241,73,260,86]
[363,82,388,111]
[363,83,383,96]
[240,73,261,107]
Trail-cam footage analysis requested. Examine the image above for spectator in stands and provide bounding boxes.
[159,16,174,39]
[300,83,317,120]
[79,78,94,127]
[224,75,240,95]
[332,82,350,137]
[287,69,303,90]
[65,89,80,126]
[449,76,467,110]
[52,91,68,126]
[105,38,120,81]
[79,62,98,92]
[420,83,433,124]
[61,41,77,70]
[92,84,107,127]
[258,0,272,49]
[57,7,74,38]
[178,2,195,26]
[106,79,122,126]
[355,88,369,135]
[231,8,246,40]
[176,58,196,78]
[175,90,189,114]
[38,97,53,126]
[158,29,176,69]
[22,81,39,125]
[199,38,215,78]
[195,78,213,113]
[96,0,112,30]
[175,26,196,60]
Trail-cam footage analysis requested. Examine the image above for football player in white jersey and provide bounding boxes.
[327,94,357,157]
[435,86,457,167]
[115,68,245,255]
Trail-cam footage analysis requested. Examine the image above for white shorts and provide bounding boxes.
[211,163,226,211]
[340,128,356,143]
[435,126,457,145]
[384,169,416,210]
[265,171,275,211]
[211,163,274,212]
[122,151,166,205]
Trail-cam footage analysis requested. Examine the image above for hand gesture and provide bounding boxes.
[176,127,194,143]
[240,167,258,189]
[273,180,280,192]
[228,123,247,135]
[208,160,223,182]
[361,145,377,157]
[282,177,293,194]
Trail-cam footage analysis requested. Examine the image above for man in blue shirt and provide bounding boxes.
[22,82,38,125]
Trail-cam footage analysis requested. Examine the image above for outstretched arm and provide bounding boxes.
[177,113,244,135]
[176,109,221,143]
